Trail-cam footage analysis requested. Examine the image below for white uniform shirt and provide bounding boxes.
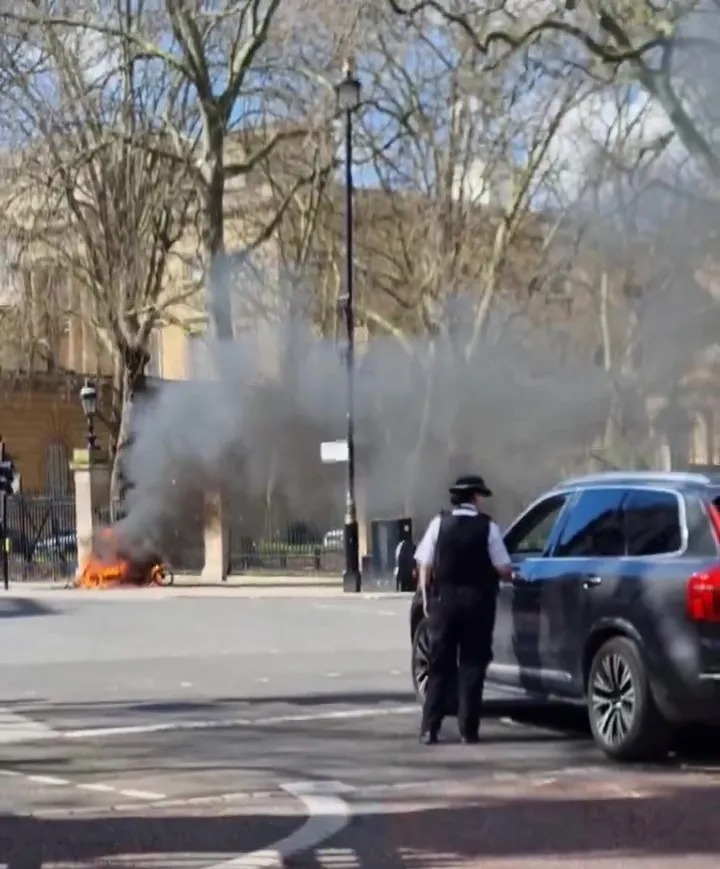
[414,504,511,570]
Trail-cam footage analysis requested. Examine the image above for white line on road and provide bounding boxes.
[5,768,168,802]
[61,704,419,741]
[203,780,354,869]
[26,775,70,786]
[118,788,167,800]
[77,783,116,793]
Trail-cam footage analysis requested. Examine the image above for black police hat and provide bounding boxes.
[449,474,493,498]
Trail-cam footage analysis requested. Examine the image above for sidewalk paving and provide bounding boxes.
[4,574,412,600]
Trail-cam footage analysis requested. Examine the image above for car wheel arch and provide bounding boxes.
[582,619,644,688]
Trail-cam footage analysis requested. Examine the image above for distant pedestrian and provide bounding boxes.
[394,522,416,591]
[414,474,513,745]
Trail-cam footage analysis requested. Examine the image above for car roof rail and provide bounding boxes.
[557,470,720,488]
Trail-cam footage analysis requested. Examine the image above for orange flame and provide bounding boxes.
[75,527,161,590]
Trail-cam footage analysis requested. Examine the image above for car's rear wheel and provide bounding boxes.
[587,635,671,761]
[411,617,458,715]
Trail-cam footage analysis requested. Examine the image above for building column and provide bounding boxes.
[200,491,229,582]
[70,448,111,571]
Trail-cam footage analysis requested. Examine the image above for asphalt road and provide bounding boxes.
[1,590,720,868]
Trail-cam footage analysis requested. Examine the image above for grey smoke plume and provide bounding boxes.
[116,182,717,558]
[116,254,616,557]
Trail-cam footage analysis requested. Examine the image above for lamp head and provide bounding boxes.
[79,378,97,417]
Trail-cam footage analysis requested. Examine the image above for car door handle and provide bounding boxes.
[583,574,603,589]
[511,570,531,584]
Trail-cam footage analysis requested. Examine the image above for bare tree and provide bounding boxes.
[543,84,720,470]
[0,10,196,496]
[0,0,360,340]
[387,0,720,177]
[343,13,604,510]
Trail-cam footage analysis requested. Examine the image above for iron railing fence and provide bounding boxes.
[3,493,345,578]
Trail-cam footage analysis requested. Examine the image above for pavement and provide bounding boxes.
[1,592,720,867]
[6,574,405,599]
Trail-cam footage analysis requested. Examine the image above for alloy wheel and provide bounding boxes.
[591,652,637,746]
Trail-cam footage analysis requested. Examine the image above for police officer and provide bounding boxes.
[415,474,513,745]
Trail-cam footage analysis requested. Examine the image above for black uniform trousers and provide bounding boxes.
[422,585,497,737]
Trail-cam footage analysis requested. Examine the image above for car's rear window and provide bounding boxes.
[686,493,718,554]
[623,489,682,556]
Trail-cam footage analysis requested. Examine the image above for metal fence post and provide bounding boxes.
[1,490,7,591]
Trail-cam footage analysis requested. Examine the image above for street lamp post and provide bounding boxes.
[336,59,362,593]
[79,378,98,450]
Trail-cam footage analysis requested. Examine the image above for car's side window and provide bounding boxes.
[504,494,568,557]
[554,488,627,558]
[624,489,682,556]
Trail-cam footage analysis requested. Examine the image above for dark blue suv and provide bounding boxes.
[410,471,720,760]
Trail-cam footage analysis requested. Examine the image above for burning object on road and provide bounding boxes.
[74,526,173,589]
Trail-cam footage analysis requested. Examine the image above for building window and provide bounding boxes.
[44,442,70,495]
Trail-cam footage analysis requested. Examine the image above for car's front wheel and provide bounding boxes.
[411,617,458,715]
[587,635,671,761]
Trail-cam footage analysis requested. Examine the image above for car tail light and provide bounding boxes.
[688,567,720,622]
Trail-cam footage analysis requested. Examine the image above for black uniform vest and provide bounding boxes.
[432,512,498,592]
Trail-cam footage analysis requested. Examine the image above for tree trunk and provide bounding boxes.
[201,119,234,342]
[109,344,149,508]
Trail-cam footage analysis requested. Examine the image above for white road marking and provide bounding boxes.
[325,672,341,678]
[255,677,270,684]
[27,775,70,786]
[4,768,167,803]
[390,669,402,676]
[118,788,167,801]
[60,704,418,741]
[77,783,116,793]
[315,847,360,867]
[0,709,59,744]
[203,779,353,869]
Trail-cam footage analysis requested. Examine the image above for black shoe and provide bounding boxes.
[419,731,439,745]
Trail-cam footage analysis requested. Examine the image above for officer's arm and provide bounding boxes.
[414,516,441,612]
[418,563,432,609]
[488,522,513,581]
